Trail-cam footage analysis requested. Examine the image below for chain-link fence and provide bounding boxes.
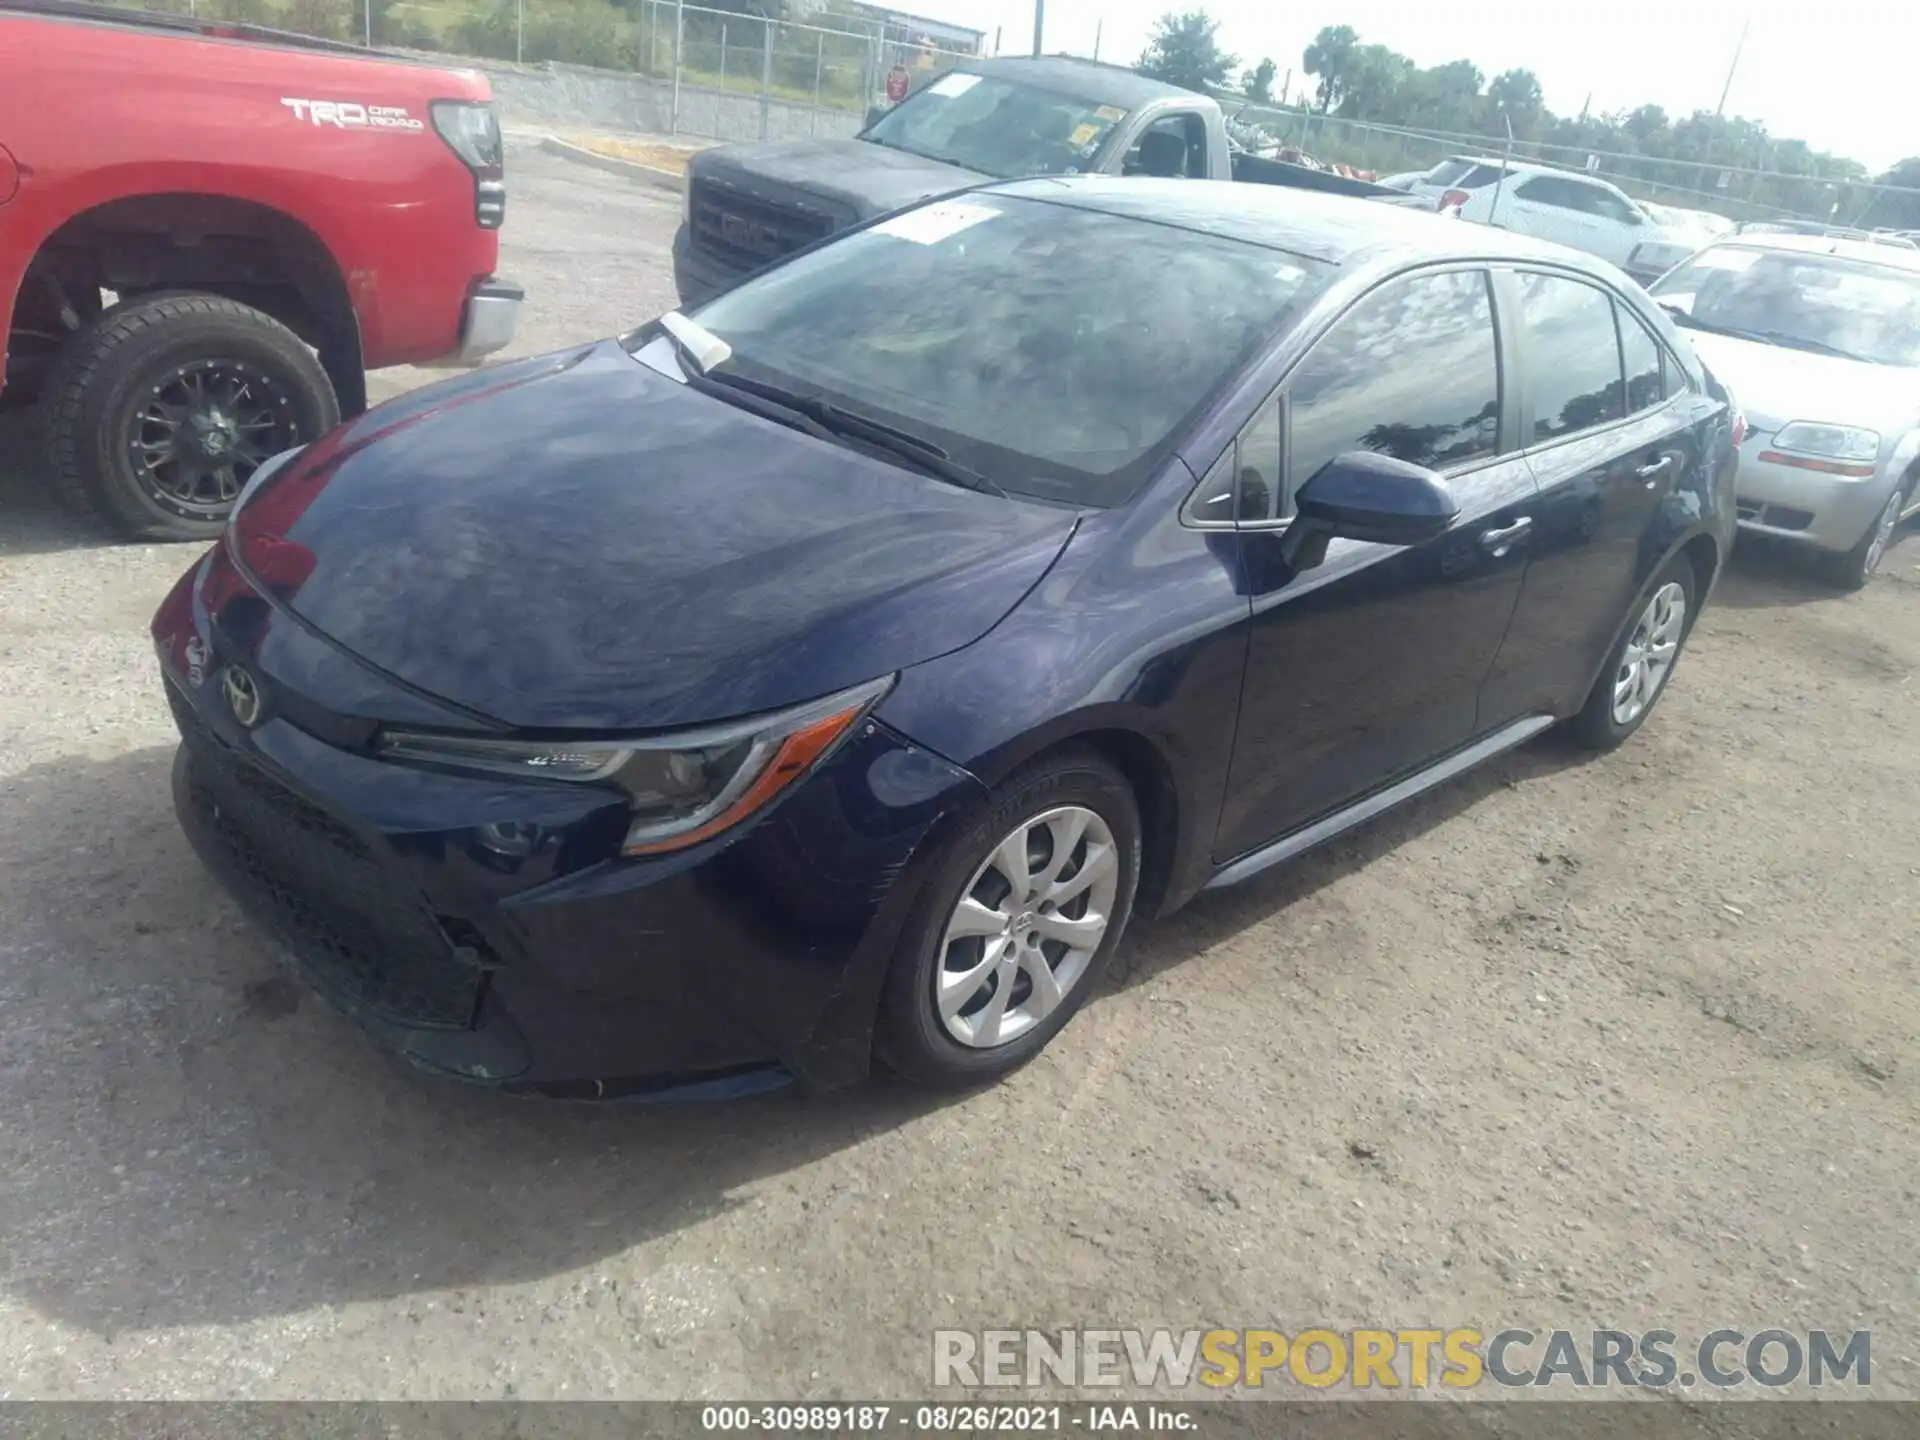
[113,0,980,140]
[1223,103,1917,229]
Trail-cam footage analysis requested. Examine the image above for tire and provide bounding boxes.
[1571,553,1698,752]
[1820,481,1909,592]
[876,746,1142,1089]
[43,293,338,541]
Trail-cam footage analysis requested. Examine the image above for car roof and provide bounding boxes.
[956,55,1199,109]
[980,175,1629,273]
[1708,231,1920,273]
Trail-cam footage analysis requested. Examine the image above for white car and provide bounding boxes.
[1380,154,1520,206]
[1452,164,1698,283]
[1650,232,1920,588]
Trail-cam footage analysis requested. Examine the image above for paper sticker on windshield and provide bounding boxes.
[1096,105,1125,122]
[874,200,999,245]
[929,72,981,98]
[1695,247,1760,271]
[1069,122,1101,148]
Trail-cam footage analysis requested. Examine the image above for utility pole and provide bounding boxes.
[1092,18,1101,62]
[1031,0,1043,57]
[1715,20,1750,118]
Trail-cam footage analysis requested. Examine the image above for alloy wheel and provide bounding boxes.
[1611,580,1687,727]
[1864,489,1903,577]
[130,359,299,521]
[935,805,1119,1049]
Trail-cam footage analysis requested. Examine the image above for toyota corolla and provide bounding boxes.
[152,178,1738,1096]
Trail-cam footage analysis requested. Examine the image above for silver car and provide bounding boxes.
[1648,233,1920,588]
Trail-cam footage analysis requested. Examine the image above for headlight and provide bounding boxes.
[378,675,894,856]
[1769,422,1881,462]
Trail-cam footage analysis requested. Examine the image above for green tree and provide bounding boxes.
[1338,44,1414,118]
[1486,67,1544,140]
[1136,10,1237,94]
[1301,24,1357,113]
[1241,57,1277,104]
[1390,59,1482,129]
[1862,157,1920,229]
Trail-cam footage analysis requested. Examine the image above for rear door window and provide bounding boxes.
[1514,175,1586,212]
[1616,305,1666,413]
[1427,159,1473,186]
[1516,272,1626,440]
[1286,269,1502,497]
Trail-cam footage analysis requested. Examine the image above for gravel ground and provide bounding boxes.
[2,140,1919,1402]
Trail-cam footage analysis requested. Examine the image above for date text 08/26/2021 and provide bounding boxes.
[701,1407,1188,1433]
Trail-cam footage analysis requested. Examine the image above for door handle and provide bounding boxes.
[1479,516,1532,556]
[1634,456,1673,485]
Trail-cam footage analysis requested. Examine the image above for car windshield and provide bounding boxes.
[861,73,1129,179]
[1652,245,1920,366]
[682,194,1329,507]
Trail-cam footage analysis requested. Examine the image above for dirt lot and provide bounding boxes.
[2,141,1918,1401]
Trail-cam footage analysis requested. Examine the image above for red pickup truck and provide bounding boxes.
[0,0,521,539]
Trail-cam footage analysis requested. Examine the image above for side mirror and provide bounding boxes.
[1280,451,1459,570]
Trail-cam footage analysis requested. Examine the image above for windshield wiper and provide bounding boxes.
[1657,305,1885,363]
[653,313,1007,497]
[1742,330,1882,364]
[700,369,1008,499]
[1657,305,1769,343]
[654,314,840,443]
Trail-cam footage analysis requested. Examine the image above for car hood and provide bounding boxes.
[1682,330,1919,435]
[692,137,986,222]
[230,341,1076,731]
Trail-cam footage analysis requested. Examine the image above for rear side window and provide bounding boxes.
[1587,188,1641,225]
[1287,269,1502,490]
[1514,175,1582,210]
[1517,273,1625,440]
[1616,306,1665,413]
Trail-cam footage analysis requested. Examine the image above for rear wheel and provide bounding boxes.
[877,747,1141,1088]
[44,293,337,541]
[1571,554,1696,751]
[1820,482,1908,592]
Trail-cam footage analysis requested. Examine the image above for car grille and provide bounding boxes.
[168,683,482,1031]
[688,179,834,270]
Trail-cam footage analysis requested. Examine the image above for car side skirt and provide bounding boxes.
[1205,714,1557,890]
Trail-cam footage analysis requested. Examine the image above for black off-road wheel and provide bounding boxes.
[44,293,337,541]
[877,746,1142,1089]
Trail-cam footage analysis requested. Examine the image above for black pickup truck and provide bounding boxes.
[672,54,1401,304]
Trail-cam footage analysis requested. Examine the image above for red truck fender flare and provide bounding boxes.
[2,163,364,408]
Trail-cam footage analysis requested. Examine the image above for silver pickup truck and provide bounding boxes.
[672,54,1399,305]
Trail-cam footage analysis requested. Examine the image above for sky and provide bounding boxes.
[935,0,1914,173]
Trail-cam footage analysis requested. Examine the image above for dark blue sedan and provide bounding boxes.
[152,178,1738,1095]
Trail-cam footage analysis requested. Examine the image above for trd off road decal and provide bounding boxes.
[280,98,425,131]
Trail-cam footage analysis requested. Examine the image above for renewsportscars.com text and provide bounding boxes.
[933,1327,1871,1390]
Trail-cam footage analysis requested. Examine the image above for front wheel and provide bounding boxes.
[877,746,1141,1088]
[1571,554,1697,751]
[1821,482,1908,592]
[44,293,338,541]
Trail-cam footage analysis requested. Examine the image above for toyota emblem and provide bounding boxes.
[222,664,264,728]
